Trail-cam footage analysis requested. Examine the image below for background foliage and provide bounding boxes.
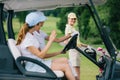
[14,0,120,49]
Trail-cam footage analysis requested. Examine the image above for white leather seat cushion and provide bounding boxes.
[53,70,64,77]
[8,39,21,60]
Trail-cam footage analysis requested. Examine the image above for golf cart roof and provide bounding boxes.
[1,0,106,12]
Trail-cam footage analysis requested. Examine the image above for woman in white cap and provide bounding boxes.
[64,12,88,80]
[16,11,77,80]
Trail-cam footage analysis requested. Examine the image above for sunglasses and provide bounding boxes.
[69,18,76,20]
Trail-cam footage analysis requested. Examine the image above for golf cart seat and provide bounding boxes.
[7,38,65,79]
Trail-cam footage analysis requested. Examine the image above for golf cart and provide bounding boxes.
[0,0,120,80]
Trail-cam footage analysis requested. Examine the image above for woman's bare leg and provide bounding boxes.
[51,57,75,80]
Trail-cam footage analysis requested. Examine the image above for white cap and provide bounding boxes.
[25,11,46,27]
[68,12,77,18]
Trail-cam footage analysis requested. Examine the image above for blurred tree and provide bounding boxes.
[106,0,120,49]
[77,7,91,40]
[57,7,75,34]
[15,11,28,27]
[44,8,61,17]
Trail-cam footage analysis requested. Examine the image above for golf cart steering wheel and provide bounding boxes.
[62,34,78,52]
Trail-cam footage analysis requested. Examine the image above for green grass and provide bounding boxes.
[4,16,99,80]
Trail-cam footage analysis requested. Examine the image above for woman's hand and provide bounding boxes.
[77,43,88,47]
[49,30,57,42]
[60,50,66,54]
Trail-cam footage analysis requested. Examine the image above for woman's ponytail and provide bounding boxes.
[16,23,29,45]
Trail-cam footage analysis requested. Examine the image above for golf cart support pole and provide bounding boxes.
[7,10,15,39]
[88,0,117,59]
[87,1,119,80]
[0,3,7,45]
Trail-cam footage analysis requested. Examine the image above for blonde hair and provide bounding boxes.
[16,23,30,45]
[68,12,77,19]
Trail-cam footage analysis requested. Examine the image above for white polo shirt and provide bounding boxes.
[33,30,48,50]
[65,24,81,44]
[20,32,51,73]
[20,32,41,60]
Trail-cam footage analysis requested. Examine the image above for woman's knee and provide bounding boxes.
[61,57,68,61]
[52,57,69,67]
[60,57,69,63]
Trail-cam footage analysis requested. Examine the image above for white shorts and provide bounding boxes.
[25,59,52,73]
[69,49,80,67]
